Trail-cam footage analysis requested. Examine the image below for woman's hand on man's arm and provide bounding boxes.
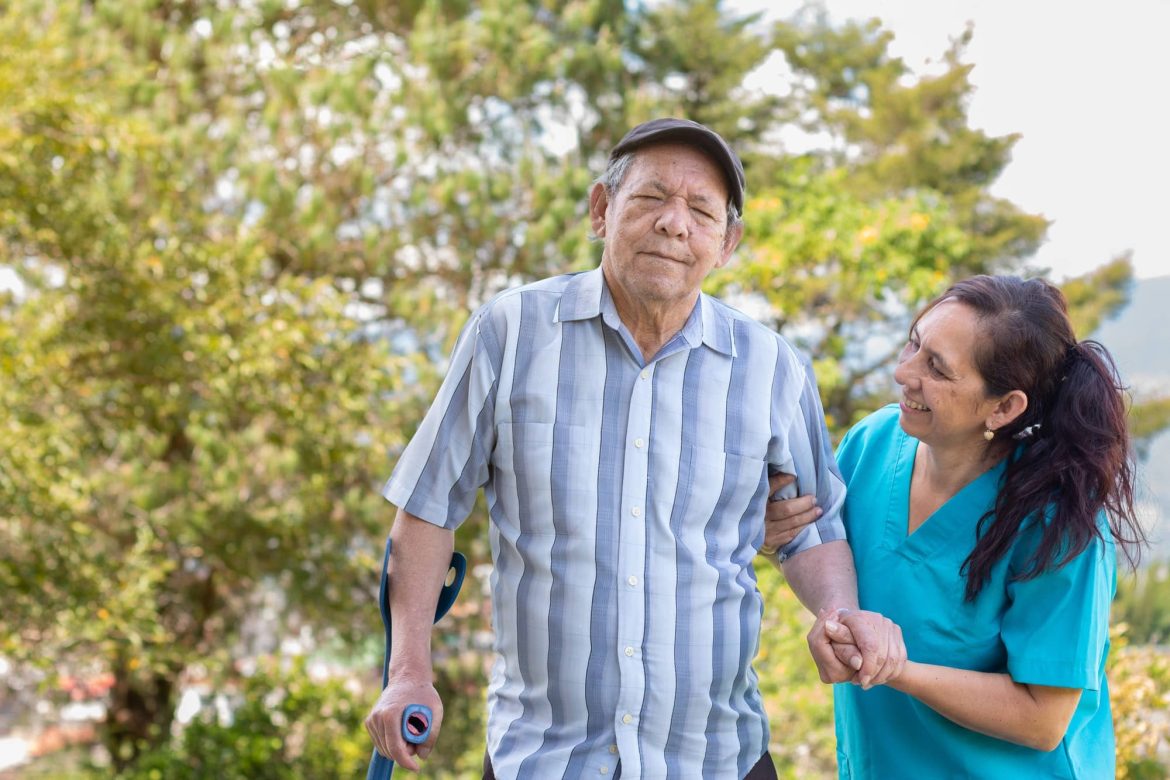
[760,474,822,554]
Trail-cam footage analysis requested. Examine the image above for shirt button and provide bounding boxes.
[627,575,638,587]
[631,506,641,517]
[622,713,633,725]
[624,646,635,657]
[634,438,644,448]
[609,745,618,754]
[600,768,608,775]
[640,369,650,380]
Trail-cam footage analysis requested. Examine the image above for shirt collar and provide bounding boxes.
[554,268,604,323]
[555,266,736,357]
[699,293,736,357]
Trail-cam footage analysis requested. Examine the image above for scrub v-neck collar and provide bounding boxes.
[885,424,1008,562]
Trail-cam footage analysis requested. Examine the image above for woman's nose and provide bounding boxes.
[893,357,913,387]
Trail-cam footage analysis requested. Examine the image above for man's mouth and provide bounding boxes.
[904,398,930,412]
[643,251,683,264]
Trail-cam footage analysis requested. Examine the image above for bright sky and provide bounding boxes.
[732,0,1170,282]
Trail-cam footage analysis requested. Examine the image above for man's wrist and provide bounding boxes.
[387,652,435,684]
[820,603,856,617]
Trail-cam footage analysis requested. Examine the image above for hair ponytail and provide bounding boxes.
[912,277,1145,601]
[976,341,1143,599]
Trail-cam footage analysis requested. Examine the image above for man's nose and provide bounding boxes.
[654,198,689,238]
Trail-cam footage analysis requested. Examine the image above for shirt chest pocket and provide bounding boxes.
[676,444,768,564]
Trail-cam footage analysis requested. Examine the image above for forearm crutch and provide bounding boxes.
[366,536,467,780]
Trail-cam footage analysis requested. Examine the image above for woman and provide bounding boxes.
[767,276,1145,778]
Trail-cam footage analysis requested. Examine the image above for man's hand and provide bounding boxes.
[807,607,863,683]
[760,473,822,555]
[364,674,443,772]
[824,609,907,689]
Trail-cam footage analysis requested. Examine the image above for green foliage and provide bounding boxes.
[1115,563,1170,646]
[709,8,1051,429]
[124,659,369,780]
[1109,624,1170,779]
[1062,254,1134,337]
[634,0,779,134]
[707,161,971,428]
[1130,397,1170,460]
[771,10,1048,273]
[754,564,836,778]
[0,0,423,766]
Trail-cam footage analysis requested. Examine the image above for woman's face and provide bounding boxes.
[893,300,1004,449]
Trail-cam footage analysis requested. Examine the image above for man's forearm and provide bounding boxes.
[781,539,859,614]
[387,509,456,673]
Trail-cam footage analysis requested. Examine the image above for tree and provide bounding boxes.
[770,11,1048,274]
[0,0,415,767]
[704,9,1050,430]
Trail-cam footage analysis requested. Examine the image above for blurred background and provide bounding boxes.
[1,1,1166,777]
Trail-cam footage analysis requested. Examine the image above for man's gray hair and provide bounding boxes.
[595,150,743,241]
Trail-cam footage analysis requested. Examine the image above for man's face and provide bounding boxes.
[591,143,743,315]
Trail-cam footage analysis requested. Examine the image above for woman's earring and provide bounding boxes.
[983,428,995,441]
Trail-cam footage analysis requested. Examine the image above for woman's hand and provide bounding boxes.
[760,473,822,555]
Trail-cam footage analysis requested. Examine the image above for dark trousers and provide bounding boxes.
[483,751,778,779]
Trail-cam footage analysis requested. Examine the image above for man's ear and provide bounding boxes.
[716,220,745,268]
[987,389,1028,432]
[589,182,609,237]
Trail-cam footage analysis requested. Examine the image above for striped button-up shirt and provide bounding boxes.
[384,268,846,779]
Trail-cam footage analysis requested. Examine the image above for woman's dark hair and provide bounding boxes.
[911,275,1145,600]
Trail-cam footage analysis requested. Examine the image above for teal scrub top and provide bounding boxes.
[833,405,1116,780]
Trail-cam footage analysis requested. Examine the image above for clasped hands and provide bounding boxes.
[807,607,906,689]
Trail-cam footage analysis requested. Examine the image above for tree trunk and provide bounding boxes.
[103,666,177,772]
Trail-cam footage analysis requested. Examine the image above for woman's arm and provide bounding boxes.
[889,661,1082,751]
[825,620,1081,751]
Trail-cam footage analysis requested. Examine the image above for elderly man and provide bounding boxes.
[365,118,900,779]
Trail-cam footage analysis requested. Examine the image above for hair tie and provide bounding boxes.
[1012,422,1042,440]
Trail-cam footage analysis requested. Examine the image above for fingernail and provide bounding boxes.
[860,675,872,687]
[850,656,862,670]
[825,621,840,632]
[816,508,823,516]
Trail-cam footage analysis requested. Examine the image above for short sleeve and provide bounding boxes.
[833,404,899,485]
[1001,524,1116,690]
[382,308,502,529]
[771,349,847,561]
[833,422,862,484]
